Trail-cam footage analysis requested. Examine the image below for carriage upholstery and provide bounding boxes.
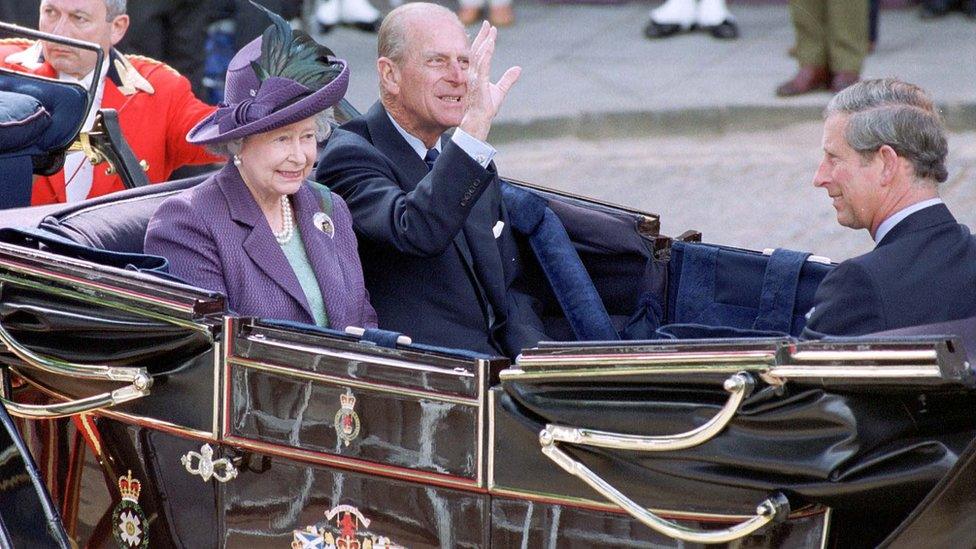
[0,70,87,210]
[16,170,831,345]
[32,175,660,347]
[37,175,207,254]
[500,183,667,342]
[663,241,834,337]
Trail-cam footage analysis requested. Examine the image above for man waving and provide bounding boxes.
[317,3,546,357]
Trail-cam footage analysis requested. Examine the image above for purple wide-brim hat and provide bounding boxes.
[187,37,349,145]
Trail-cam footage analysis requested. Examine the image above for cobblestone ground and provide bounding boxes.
[497,122,976,262]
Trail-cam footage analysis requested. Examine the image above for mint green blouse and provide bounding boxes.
[280,225,329,327]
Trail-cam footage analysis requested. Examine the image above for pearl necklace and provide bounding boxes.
[272,195,294,245]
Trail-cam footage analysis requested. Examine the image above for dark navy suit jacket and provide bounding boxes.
[316,102,545,356]
[803,203,976,337]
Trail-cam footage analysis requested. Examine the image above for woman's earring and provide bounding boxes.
[233,155,242,167]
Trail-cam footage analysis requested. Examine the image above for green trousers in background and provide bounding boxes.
[790,0,870,73]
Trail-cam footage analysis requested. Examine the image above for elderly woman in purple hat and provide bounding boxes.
[145,6,376,331]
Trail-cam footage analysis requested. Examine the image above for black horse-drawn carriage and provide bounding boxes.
[1,23,975,548]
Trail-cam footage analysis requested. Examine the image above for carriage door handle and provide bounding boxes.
[537,372,790,544]
[181,444,239,483]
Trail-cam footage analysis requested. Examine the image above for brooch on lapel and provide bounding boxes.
[313,212,335,239]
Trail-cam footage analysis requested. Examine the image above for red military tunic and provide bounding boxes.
[0,39,220,205]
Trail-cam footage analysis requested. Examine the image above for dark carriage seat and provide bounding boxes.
[663,241,834,338]
[0,70,87,210]
[38,174,208,254]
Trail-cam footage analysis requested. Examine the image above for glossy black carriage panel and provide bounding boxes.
[220,450,488,548]
[225,319,492,483]
[496,338,976,546]
[64,419,221,549]
[228,363,480,478]
[490,497,829,548]
[0,241,223,432]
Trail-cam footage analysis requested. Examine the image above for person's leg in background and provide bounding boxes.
[695,0,738,39]
[486,0,514,27]
[777,0,830,96]
[457,0,485,26]
[644,0,736,40]
[644,0,696,39]
[825,0,868,92]
[868,0,878,51]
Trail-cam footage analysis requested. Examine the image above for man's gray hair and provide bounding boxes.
[377,3,459,63]
[104,0,126,20]
[206,110,335,158]
[825,78,948,183]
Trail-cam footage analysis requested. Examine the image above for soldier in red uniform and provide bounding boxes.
[0,0,219,205]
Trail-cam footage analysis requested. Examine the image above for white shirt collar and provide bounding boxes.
[58,59,111,133]
[874,198,943,244]
[55,53,111,89]
[386,112,440,159]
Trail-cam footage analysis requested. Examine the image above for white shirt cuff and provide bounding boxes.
[451,128,496,168]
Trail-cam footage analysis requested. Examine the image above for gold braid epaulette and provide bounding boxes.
[0,37,35,47]
[123,54,182,77]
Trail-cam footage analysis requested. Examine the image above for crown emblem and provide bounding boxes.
[334,389,361,447]
[118,470,141,503]
[113,470,148,548]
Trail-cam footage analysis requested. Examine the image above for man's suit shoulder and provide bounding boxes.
[326,125,373,150]
[322,126,388,167]
[337,115,370,139]
[804,257,885,336]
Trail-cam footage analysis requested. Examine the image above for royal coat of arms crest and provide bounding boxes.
[112,470,149,548]
[291,504,403,549]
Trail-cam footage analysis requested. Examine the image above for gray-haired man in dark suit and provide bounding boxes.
[317,2,547,357]
[803,78,976,337]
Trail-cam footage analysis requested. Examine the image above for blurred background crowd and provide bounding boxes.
[2,0,972,108]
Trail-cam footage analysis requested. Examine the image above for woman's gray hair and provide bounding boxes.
[104,0,126,20]
[206,109,335,158]
[825,78,948,183]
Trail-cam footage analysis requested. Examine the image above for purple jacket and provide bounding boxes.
[145,164,377,330]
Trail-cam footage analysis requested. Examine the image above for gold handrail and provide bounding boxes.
[540,372,753,452]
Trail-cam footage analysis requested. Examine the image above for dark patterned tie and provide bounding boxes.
[424,147,439,171]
